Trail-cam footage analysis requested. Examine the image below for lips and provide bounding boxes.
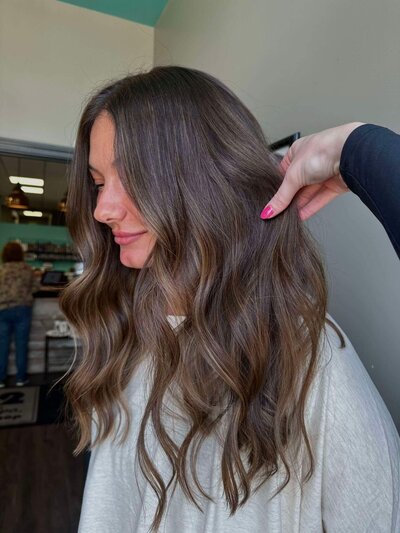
[113,230,147,245]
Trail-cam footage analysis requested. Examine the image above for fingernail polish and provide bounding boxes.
[260,205,274,219]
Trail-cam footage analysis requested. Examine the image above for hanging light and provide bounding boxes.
[58,190,67,212]
[5,183,30,209]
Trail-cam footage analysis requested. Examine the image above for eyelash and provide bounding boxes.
[93,183,104,192]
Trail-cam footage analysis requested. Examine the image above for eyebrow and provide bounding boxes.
[88,159,120,175]
[88,164,102,175]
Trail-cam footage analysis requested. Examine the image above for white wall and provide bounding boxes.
[0,0,154,147]
[155,0,400,427]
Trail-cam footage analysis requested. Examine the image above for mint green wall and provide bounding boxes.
[58,0,169,27]
[0,222,72,246]
[0,223,75,271]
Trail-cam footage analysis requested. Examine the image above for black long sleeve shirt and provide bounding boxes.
[339,123,400,258]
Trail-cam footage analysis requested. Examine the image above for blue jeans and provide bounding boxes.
[0,305,33,382]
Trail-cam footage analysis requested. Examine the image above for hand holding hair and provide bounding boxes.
[260,122,364,220]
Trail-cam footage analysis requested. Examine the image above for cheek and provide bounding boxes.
[118,233,157,268]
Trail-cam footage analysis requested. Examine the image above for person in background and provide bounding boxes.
[260,122,400,257]
[0,241,41,387]
[60,67,399,533]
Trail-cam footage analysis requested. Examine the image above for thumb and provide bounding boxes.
[260,175,300,219]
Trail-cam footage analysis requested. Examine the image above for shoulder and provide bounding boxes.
[303,313,400,474]
[310,314,399,469]
[310,320,400,530]
[314,315,395,423]
[19,262,34,275]
[316,314,378,394]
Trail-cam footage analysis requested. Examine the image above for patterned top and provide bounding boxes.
[0,262,41,311]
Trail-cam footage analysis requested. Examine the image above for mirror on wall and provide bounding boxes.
[0,138,73,226]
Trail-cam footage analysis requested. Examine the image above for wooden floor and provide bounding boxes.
[0,421,87,533]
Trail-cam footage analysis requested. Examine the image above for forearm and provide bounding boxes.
[340,124,400,257]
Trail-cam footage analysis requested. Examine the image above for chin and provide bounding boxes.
[119,249,149,269]
[118,236,156,269]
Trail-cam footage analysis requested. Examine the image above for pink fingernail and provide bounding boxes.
[260,205,274,219]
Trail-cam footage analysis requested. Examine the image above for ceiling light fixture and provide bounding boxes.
[23,210,43,217]
[9,176,44,187]
[20,186,44,195]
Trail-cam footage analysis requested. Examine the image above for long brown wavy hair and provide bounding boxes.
[60,66,343,530]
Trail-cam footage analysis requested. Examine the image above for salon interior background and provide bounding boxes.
[1,0,399,427]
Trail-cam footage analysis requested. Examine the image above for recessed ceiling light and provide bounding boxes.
[9,176,44,187]
[23,210,43,217]
[21,186,44,195]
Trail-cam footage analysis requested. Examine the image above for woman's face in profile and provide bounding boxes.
[90,112,156,268]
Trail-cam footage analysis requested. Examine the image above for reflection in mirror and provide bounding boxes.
[0,138,77,274]
[0,153,70,226]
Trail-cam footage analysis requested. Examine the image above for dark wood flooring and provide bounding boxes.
[0,375,87,533]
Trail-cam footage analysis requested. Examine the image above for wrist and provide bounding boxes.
[332,122,365,175]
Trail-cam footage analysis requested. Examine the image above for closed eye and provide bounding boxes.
[93,183,104,192]
[89,167,104,192]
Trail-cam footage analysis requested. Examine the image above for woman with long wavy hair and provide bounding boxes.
[60,66,399,533]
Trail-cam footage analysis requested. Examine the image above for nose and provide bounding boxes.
[93,187,126,225]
